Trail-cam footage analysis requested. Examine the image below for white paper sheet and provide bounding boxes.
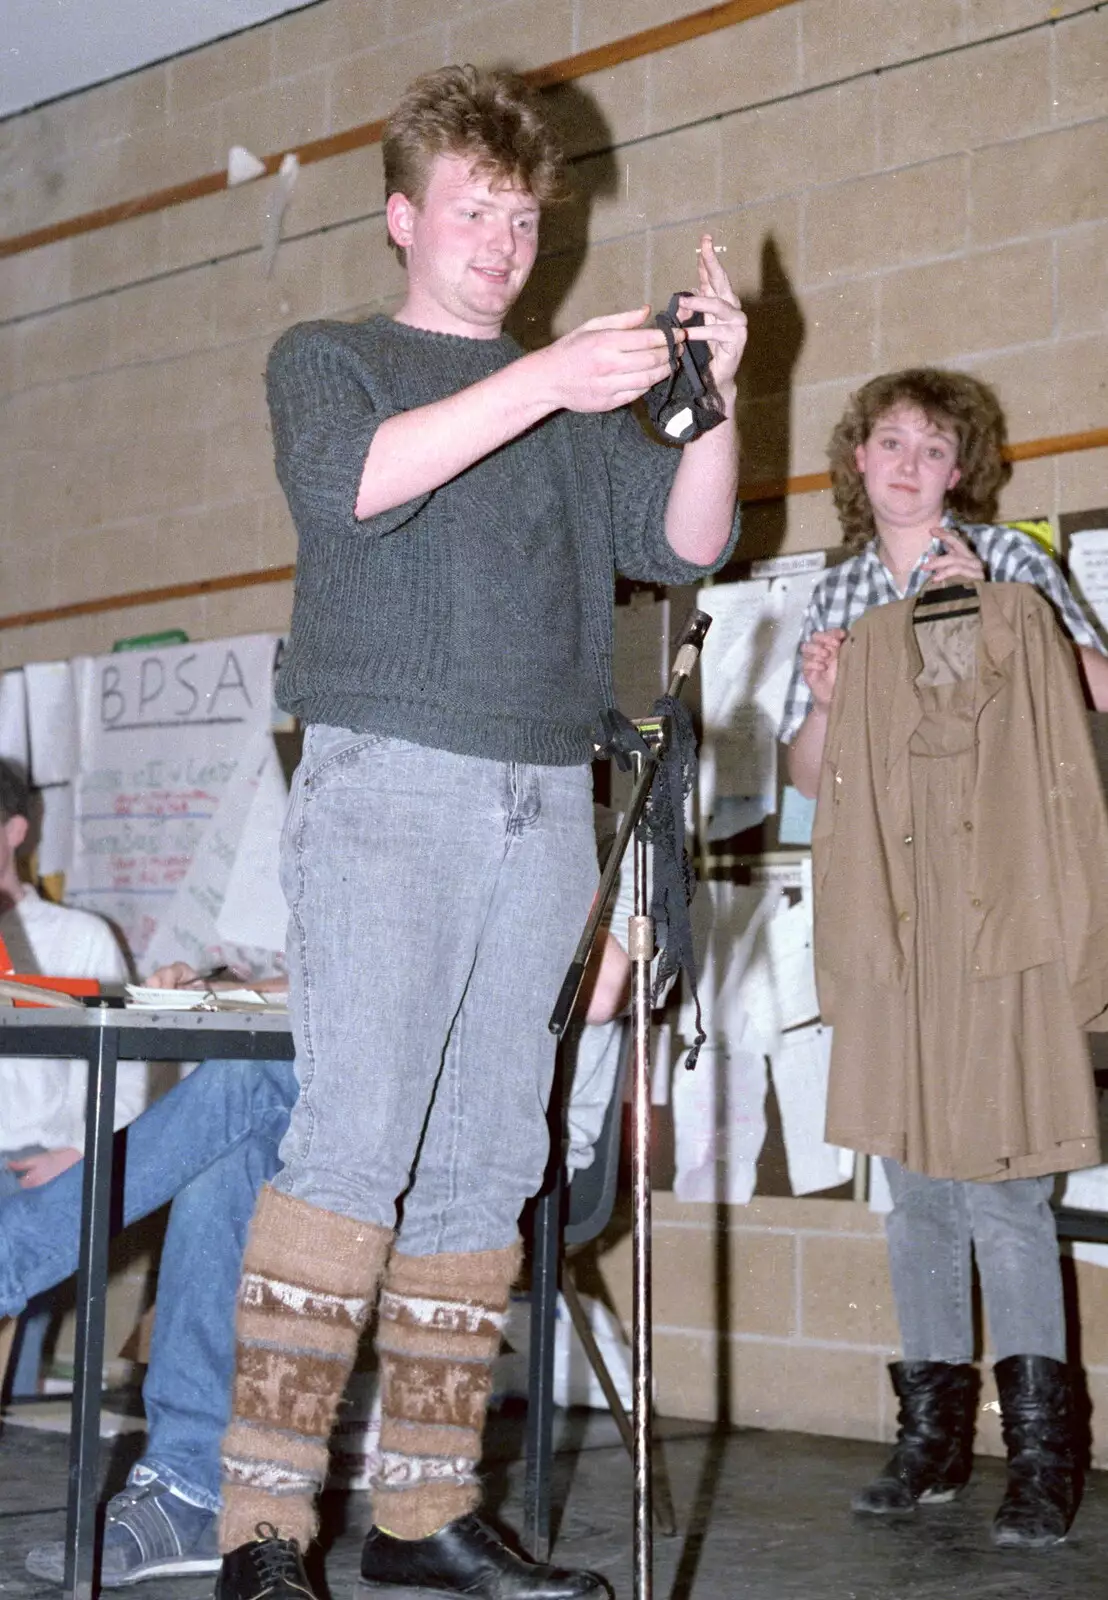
[770,1021,852,1195]
[0,671,29,769]
[1067,527,1108,642]
[67,635,281,970]
[24,660,78,785]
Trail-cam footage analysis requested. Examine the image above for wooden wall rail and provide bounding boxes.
[3,425,1105,635]
[0,0,798,263]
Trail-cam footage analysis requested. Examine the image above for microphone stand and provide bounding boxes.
[550,607,712,1600]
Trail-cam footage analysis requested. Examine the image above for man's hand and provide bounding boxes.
[678,234,748,399]
[801,628,847,709]
[920,529,985,586]
[535,308,679,414]
[9,1148,81,1188]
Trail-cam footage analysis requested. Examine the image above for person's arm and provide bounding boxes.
[785,628,847,799]
[354,310,680,520]
[787,704,831,801]
[1077,645,1108,711]
[658,235,746,567]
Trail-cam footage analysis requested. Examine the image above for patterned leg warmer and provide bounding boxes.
[219,1185,392,1551]
[372,1240,522,1540]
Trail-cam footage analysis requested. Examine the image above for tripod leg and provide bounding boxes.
[561,1271,678,1537]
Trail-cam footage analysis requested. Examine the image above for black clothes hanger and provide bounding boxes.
[912,582,980,625]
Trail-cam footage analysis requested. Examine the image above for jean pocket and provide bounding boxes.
[299,725,420,790]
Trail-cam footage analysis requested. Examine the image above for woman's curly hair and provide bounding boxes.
[382,65,567,259]
[828,368,1013,552]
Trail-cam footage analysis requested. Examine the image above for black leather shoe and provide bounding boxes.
[359,1514,610,1598]
[215,1524,317,1600]
[992,1355,1080,1549]
[852,1361,979,1515]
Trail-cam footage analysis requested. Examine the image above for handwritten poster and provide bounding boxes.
[67,635,284,972]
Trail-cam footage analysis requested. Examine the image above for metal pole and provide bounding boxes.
[628,750,654,1600]
[65,1008,118,1600]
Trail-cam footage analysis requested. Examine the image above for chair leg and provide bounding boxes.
[0,1315,18,1402]
[561,1270,678,1537]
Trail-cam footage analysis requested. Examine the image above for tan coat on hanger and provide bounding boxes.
[812,582,1108,1181]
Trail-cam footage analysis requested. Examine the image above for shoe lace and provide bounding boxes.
[251,1523,303,1587]
[106,1481,160,1525]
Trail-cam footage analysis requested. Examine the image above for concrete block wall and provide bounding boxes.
[591,1195,1108,1466]
[4,0,1108,1442]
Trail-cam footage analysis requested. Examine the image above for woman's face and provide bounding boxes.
[855,403,962,533]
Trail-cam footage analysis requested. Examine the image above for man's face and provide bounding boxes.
[854,403,962,533]
[387,153,541,338]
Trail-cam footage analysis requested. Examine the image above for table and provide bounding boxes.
[0,1005,294,1600]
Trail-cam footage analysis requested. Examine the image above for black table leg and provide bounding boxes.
[64,1019,118,1600]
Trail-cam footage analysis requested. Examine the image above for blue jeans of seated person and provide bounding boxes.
[0,1151,53,1397]
[882,1159,1066,1364]
[0,1058,296,1510]
[273,726,598,1254]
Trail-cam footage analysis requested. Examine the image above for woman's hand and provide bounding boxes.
[920,528,985,587]
[801,628,847,709]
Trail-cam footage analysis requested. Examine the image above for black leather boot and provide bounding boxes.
[991,1354,1080,1549]
[852,1360,979,1515]
[215,1524,317,1600]
[359,1515,610,1598]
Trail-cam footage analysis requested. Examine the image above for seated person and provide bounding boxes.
[9,951,624,1587]
[0,759,136,1395]
[1,961,296,1586]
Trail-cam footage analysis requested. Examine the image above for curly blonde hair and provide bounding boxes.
[828,368,1012,552]
[382,65,567,258]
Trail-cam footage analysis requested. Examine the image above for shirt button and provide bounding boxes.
[904,835,913,846]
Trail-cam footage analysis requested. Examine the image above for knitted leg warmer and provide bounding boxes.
[219,1185,392,1551]
[372,1241,522,1541]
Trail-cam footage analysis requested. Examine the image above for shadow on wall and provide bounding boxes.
[505,81,619,351]
[725,234,806,568]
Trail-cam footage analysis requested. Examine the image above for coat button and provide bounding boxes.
[971,897,982,908]
[904,834,913,845]
[899,910,911,922]
[963,820,974,832]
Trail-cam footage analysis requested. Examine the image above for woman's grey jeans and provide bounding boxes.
[883,1158,1066,1363]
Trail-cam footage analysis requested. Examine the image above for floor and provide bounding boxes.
[1,1399,1107,1600]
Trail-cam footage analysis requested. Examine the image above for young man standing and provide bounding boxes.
[215,65,746,1600]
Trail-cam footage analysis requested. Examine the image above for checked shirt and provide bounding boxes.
[778,519,1105,746]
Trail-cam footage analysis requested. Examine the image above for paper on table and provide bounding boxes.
[770,1022,852,1195]
[125,984,287,1012]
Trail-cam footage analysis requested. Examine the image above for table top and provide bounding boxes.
[0,1004,292,1035]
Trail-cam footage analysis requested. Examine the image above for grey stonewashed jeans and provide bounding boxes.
[882,1159,1066,1363]
[273,725,598,1258]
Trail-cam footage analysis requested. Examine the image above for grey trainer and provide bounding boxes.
[25,1475,219,1587]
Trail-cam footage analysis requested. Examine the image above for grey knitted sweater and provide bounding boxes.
[268,315,739,765]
